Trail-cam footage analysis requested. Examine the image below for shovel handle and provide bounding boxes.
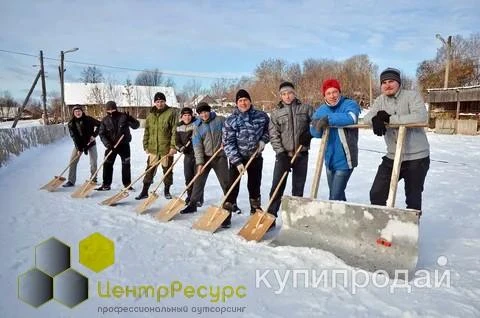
[88,134,125,182]
[264,145,304,212]
[219,148,260,207]
[310,127,330,199]
[58,151,82,177]
[386,125,407,208]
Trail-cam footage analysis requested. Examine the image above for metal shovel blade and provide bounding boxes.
[40,176,66,192]
[272,196,420,278]
[238,211,276,242]
[154,196,185,221]
[191,206,229,233]
[135,192,160,214]
[71,181,97,198]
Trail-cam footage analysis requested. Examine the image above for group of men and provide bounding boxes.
[63,67,430,229]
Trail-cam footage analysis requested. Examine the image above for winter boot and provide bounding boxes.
[180,204,197,214]
[164,185,172,200]
[232,203,242,214]
[267,219,276,232]
[221,202,233,228]
[249,197,262,215]
[135,183,150,200]
[62,181,74,187]
[95,184,111,191]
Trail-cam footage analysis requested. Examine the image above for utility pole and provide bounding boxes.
[436,34,453,88]
[12,71,41,128]
[40,50,48,125]
[59,48,79,123]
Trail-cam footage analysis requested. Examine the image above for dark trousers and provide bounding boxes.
[102,143,131,187]
[370,156,430,210]
[143,154,174,186]
[224,156,263,223]
[183,154,198,201]
[189,156,229,205]
[267,151,309,216]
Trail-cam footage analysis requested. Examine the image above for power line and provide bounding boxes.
[0,48,242,80]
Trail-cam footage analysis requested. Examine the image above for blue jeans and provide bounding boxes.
[326,168,353,201]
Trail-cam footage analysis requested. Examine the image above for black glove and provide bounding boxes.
[299,130,312,147]
[372,116,387,136]
[376,110,391,123]
[83,149,88,155]
[312,117,329,131]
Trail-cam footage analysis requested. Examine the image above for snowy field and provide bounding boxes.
[0,128,479,317]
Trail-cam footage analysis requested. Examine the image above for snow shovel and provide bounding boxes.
[238,145,303,241]
[133,150,185,213]
[71,135,125,198]
[154,147,223,221]
[192,148,260,233]
[100,152,173,206]
[40,152,82,192]
[272,123,426,279]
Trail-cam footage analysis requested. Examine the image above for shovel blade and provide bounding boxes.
[135,192,160,214]
[71,181,96,198]
[100,191,129,206]
[154,197,185,221]
[238,211,276,242]
[40,176,66,192]
[192,205,229,233]
[272,196,420,279]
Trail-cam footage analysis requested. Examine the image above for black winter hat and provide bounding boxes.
[72,105,83,113]
[279,81,295,92]
[105,101,117,110]
[380,68,401,85]
[154,92,166,102]
[235,89,251,103]
[196,102,211,114]
[180,107,193,116]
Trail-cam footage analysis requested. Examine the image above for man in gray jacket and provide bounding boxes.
[363,68,430,211]
[267,82,314,228]
[179,102,229,214]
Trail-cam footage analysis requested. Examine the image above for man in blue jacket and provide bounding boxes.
[310,79,361,201]
[222,89,270,228]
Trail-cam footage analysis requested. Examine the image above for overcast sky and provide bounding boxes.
[1,0,479,101]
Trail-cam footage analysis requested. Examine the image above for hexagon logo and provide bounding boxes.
[54,268,89,308]
[35,237,70,277]
[79,232,114,273]
[18,268,53,308]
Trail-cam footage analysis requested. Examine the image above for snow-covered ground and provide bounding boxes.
[0,128,479,317]
[0,119,43,129]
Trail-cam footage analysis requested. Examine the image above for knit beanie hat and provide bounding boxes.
[322,79,341,95]
[72,105,83,113]
[154,92,166,102]
[279,81,295,93]
[380,68,401,84]
[196,102,211,114]
[180,107,193,116]
[105,101,117,110]
[235,89,251,103]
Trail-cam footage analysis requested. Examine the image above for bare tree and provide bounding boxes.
[135,68,164,86]
[183,79,204,103]
[0,91,19,120]
[80,66,104,84]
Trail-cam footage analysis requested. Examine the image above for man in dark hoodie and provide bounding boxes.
[96,101,140,191]
[135,92,177,200]
[175,107,203,205]
[63,105,101,187]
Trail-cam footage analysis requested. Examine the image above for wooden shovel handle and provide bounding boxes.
[386,125,407,208]
[88,134,124,183]
[310,127,330,199]
[58,151,82,177]
[265,145,304,211]
[342,123,428,129]
[151,148,187,193]
[219,148,260,207]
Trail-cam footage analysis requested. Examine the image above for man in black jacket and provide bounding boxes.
[96,101,140,191]
[63,106,101,187]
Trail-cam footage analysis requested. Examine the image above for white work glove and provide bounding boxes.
[236,163,246,174]
[257,141,266,152]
